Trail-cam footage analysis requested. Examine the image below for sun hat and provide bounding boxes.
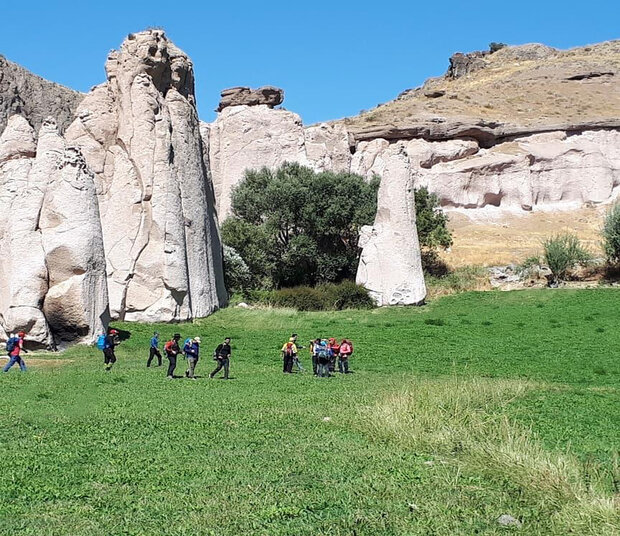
[194,337,201,344]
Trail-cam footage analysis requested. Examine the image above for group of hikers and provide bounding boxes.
[98,330,232,379]
[281,334,354,377]
[3,329,354,378]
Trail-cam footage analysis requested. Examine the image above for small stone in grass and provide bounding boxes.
[322,417,331,422]
[497,514,521,527]
[408,503,418,512]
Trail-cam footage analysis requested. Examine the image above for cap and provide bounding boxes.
[17,331,26,338]
[194,337,201,344]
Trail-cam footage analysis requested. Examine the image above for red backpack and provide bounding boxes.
[340,341,352,355]
[284,342,295,357]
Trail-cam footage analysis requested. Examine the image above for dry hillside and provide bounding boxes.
[344,41,620,133]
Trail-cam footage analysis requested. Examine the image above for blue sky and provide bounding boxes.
[2,1,618,124]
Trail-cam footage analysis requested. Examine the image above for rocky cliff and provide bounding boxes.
[0,116,109,348]
[0,55,83,134]
[0,31,227,346]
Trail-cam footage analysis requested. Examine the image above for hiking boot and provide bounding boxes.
[166,375,174,380]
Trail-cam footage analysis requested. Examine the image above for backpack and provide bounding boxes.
[164,340,175,354]
[6,337,18,353]
[316,345,328,359]
[284,342,295,357]
[96,334,107,350]
[340,342,352,355]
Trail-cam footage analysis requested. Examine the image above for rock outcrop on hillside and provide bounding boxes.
[0,55,83,135]
[0,116,109,348]
[66,30,226,322]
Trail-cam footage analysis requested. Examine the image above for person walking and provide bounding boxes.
[185,337,201,379]
[281,337,297,374]
[164,333,182,379]
[147,331,162,367]
[210,337,231,379]
[103,328,119,372]
[3,331,28,373]
[339,339,353,374]
[291,333,305,372]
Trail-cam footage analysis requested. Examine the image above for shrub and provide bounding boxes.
[543,233,591,284]
[489,42,508,53]
[601,203,620,264]
[242,282,375,311]
[222,245,252,292]
[318,280,375,310]
[415,187,452,250]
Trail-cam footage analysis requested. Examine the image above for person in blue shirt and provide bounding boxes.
[184,337,201,379]
[147,331,162,367]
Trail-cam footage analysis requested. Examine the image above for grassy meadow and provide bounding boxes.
[0,289,619,535]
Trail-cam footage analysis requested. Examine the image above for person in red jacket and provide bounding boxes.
[3,331,28,373]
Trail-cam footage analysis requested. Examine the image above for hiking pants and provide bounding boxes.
[328,354,337,373]
[312,354,318,375]
[338,355,350,374]
[166,353,177,377]
[293,357,304,372]
[283,355,294,373]
[147,347,162,367]
[103,348,116,369]
[186,357,198,378]
[317,359,330,377]
[210,358,229,379]
[3,354,26,373]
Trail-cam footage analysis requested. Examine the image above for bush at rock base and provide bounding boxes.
[242,281,375,311]
[602,203,620,265]
[543,233,591,284]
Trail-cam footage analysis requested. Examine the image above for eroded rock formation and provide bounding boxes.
[356,144,427,305]
[66,30,226,321]
[0,116,109,347]
[217,86,284,112]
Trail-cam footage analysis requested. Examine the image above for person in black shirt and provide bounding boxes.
[210,337,231,379]
[104,329,119,371]
[165,333,182,379]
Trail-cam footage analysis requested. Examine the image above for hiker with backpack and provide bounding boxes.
[184,337,201,379]
[164,333,182,379]
[3,331,28,373]
[338,339,354,374]
[147,331,162,367]
[315,339,331,378]
[97,328,118,372]
[210,337,231,379]
[281,337,298,374]
[327,338,340,373]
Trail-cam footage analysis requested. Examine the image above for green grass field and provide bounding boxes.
[1,289,619,535]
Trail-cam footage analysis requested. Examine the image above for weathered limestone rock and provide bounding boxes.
[0,54,83,134]
[209,104,307,220]
[0,116,109,347]
[356,143,426,306]
[66,30,226,321]
[217,86,284,112]
[303,122,352,172]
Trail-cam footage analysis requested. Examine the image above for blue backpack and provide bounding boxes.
[6,337,18,353]
[96,334,107,350]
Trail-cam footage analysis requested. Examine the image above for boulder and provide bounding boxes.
[217,86,284,112]
[66,30,227,321]
[356,142,426,306]
[447,51,489,79]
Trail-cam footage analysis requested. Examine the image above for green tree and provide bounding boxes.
[414,187,452,249]
[221,162,379,289]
